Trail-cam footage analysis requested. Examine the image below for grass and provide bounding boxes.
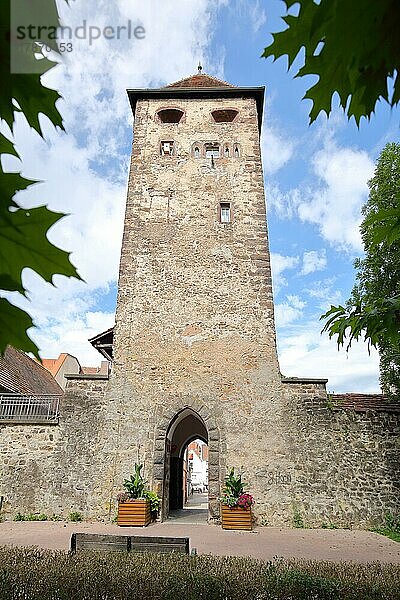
[372,529,400,543]
[0,547,398,600]
[371,513,400,543]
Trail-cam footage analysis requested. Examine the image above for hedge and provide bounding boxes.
[0,547,398,599]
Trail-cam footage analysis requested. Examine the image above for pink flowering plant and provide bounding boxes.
[237,493,254,509]
[220,467,255,509]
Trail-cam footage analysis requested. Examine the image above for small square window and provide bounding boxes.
[220,202,231,223]
[161,141,174,156]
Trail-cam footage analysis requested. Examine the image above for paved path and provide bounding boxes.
[1,520,399,563]
[169,492,208,524]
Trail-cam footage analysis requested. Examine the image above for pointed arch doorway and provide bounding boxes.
[163,408,209,522]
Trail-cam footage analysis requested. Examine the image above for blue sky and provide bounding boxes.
[6,0,400,392]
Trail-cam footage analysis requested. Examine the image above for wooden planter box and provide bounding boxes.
[221,505,252,530]
[117,500,151,527]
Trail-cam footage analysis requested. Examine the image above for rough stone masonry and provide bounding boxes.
[0,72,398,527]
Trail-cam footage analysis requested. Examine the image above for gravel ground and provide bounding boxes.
[1,520,399,563]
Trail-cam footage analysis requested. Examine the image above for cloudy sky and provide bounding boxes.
[6,0,400,392]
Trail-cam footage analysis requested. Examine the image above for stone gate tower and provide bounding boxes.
[1,70,398,528]
[106,70,285,521]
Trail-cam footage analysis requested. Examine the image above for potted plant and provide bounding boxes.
[220,467,254,530]
[117,463,160,527]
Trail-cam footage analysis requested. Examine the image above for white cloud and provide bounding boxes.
[297,142,374,251]
[270,252,299,294]
[301,249,327,275]
[6,0,222,365]
[266,133,375,252]
[261,123,294,175]
[223,0,266,33]
[275,295,306,327]
[277,320,380,393]
[249,0,267,32]
[306,278,343,310]
[266,183,300,219]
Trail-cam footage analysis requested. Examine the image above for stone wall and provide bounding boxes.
[0,375,398,526]
[0,376,110,520]
[251,380,400,528]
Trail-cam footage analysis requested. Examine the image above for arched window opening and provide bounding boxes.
[224,145,230,158]
[157,109,184,124]
[233,144,240,158]
[211,109,239,123]
[194,146,200,158]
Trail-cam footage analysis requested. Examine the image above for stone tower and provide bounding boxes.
[106,70,284,520]
[1,71,398,529]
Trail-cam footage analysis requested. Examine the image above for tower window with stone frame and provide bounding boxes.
[219,202,231,224]
[157,108,184,123]
[160,141,174,156]
[205,143,220,158]
[211,109,239,123]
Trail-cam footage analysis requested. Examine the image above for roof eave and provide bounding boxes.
[127,86,265,131]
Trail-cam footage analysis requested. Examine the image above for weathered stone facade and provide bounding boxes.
[0,74,398,526]
[0,376,109,519]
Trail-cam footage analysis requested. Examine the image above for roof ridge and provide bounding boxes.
[165,72,236,89]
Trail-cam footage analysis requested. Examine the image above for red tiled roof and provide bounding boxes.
[332,393,400,413]
[165,73,235,89]
[81,366,99,374]
[42,353,69,377]
[0,346,62,395]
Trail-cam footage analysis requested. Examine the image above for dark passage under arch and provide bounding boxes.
[167,409,208,511]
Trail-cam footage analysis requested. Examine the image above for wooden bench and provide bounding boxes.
[70,533,190,554]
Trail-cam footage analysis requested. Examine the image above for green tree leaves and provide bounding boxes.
[321,143,400,398]
[1,0,80,357]
[0,298,38,355]
[0,205,79,294]
[263,0,400,124]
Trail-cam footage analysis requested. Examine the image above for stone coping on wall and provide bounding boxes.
[64,374,109,380]
[281,376,328,384]
[331,393,400,413]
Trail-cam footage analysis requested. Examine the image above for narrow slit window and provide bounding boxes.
[220,202,231,223]
[205,143,220,158]
[161,141,174,156]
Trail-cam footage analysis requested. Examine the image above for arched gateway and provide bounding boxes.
[154,406,221,521]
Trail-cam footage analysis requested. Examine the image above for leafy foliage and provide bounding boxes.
[0,1,80,357]
[371,512,400,543]
[123,463,147,499]
[321,298,400,352]
[220,467,254,508]
[292,506,305,528]
[68,511,83,522]
[0,298,38,355]
[321,143,400,398]
[263,0,400,125]
[143,489,161,514]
